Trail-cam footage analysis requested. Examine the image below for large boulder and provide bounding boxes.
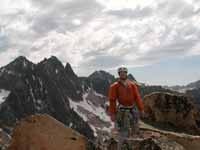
[8,114,94,150]
[143,92,200,134]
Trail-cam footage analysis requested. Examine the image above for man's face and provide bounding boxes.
[119,71,127,80]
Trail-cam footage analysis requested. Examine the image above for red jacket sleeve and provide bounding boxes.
[132,84,144,111]
[108,84,117,115]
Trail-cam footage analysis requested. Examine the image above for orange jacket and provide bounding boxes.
[108,79,144,115]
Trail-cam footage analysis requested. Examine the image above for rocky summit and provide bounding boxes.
[8,114,93,150]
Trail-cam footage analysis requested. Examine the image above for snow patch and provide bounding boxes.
[55,69,58,74]
[178,87,195,93]
[36,99,42,104]
[68,97,88,122]
[7,70,15,75]
[25,79,29,84]
[69,122,73,128]
[69,93,111,122]
[93,90,104,98]
[90,124,98,137]
[0,68,5,74]
[23,60,27,67]
[0,89,10,104]
[38,78,43,92]
[29,88,36,103]
[68,92,114,135]
[81,85,85,90]
[76,90,81,94]
[1,68,5,72]
[32,75,36,81]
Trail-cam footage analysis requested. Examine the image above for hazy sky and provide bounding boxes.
[0,0,200,86]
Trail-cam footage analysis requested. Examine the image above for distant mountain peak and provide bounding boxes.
[39,56,64,69]
[15,56,27,61]
[45,56,61,64]
[166,79,200,93]
[127,73,137,81]
[90,70,114,78]
[93,70,108,74]
[49,55,60,61]
[65,63,77,78]
[0,56,35,76]
[40,56,59,62]
[187,80,200,89]
[10,56,34,67]
[86,70,116,96]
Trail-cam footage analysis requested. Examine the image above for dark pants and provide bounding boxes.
[115,107,139,150]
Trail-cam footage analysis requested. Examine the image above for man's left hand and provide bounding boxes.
[139,110,145,119]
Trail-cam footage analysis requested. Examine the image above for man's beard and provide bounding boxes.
[120,76,127,80]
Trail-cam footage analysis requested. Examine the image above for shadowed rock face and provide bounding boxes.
[143,92,200,134]
[0,56,35,90]
[0,56,94,139]
[8,114,95,150]
[186,88,200,110]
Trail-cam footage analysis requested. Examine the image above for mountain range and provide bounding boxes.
[164,80,200,109]
[0,55,199,140]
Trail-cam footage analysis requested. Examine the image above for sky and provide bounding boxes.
[0,0,200,86]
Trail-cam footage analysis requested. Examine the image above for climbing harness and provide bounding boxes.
[115,105,139,134]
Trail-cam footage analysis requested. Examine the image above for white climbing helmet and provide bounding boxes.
[117,67,128,73]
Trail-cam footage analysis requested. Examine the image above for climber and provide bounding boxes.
[108,66,145,150]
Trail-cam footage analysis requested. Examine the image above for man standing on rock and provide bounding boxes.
[108,66,145,150]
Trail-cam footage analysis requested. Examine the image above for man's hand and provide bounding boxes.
[139,110,145,119]
[110,114,115,122]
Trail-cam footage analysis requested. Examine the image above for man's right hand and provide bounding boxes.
[110,114,115,122]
